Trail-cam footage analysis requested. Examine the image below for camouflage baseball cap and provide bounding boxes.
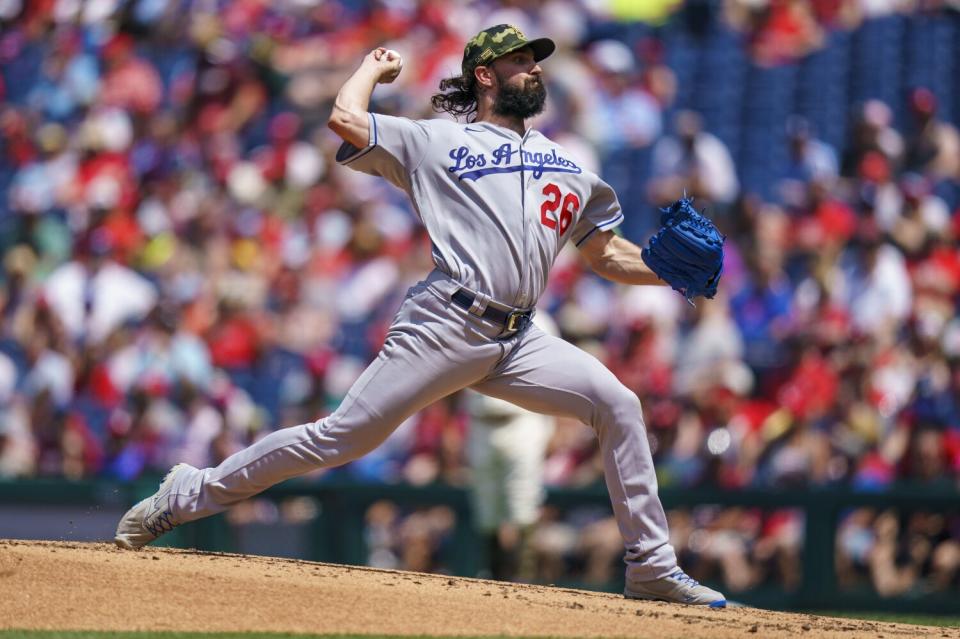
[461,24,556,76]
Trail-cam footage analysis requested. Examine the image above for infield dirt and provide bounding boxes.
[0,539,955,638]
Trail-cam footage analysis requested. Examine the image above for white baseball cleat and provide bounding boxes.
[114,463,193,550]
[624,568,727,607]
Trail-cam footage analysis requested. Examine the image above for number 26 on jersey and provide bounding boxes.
[540,183,579,236]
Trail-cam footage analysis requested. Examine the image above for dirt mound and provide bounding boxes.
[0,539,953,638]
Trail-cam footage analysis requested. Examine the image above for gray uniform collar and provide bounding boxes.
[464,121,537,142]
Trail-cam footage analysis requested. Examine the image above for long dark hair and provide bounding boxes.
[430,73,478,120]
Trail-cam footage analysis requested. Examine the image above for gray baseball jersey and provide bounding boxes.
[335,115,624,308]
[163,115,678,585]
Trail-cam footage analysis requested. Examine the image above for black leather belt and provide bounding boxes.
[451,289,533,334]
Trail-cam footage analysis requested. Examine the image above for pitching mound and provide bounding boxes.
[0,540,954,638]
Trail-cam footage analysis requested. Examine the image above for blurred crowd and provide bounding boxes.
[0,0,958,596]
[838,508,960,597]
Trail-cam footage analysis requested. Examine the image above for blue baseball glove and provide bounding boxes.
[640,197,725,303]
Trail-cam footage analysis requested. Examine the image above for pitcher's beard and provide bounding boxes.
[493,76,547,119]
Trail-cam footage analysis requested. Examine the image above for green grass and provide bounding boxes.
[1,634,322,639]
[817,611,960,628]
[0,634,515,639]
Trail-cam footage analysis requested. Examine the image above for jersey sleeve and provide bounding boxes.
[570,176,625,247]
[335,113,431,190]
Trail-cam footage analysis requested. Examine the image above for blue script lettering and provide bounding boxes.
[447,146,486,173]
[491,143,517,166]
[520,148,579,179]
[446,143,582,181]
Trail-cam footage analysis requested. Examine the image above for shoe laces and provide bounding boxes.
[669,569,701,588]
[145,509,178,537]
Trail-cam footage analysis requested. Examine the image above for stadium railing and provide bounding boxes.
[0,477,956,614]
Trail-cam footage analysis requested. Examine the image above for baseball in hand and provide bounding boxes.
[377,48,403,83]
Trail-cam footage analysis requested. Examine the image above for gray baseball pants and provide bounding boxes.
[169,270,678,581]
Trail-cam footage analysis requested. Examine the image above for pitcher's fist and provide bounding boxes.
[370,47,403,84]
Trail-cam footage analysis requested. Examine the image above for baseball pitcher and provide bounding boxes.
[115,24,726,607]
